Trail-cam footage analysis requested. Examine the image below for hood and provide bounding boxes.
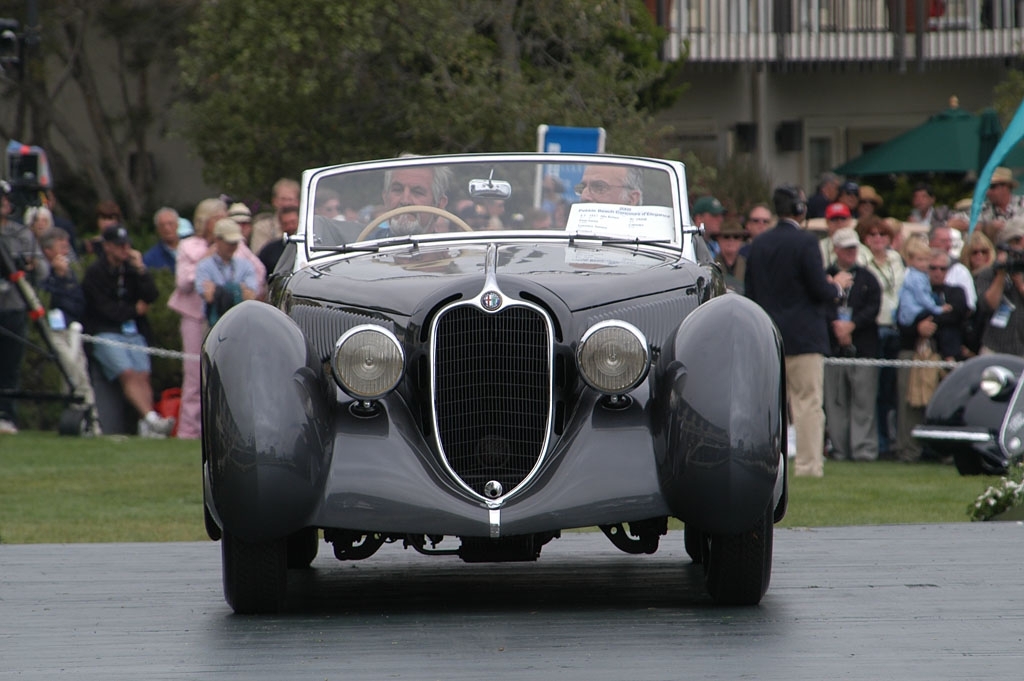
[287,241,700,314]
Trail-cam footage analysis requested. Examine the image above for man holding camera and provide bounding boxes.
[975,219,1024,356]
[1,181,49,435]
[824,228,881,462]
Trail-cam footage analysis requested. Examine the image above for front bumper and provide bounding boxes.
[910,425,994,445]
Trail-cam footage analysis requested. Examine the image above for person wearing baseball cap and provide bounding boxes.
[82,221,175,438]
[692,195,726,257]
[194,218,259,327]
[824,225,882,462]
[836,181,860,214]
[820,202,868,269]
[227,202,254,244]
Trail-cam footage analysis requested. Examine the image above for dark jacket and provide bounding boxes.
[745,219,839,356]
[898,284,970,361]
[826,264,881,358]
[82,257,159,339]
[40,268,86,325]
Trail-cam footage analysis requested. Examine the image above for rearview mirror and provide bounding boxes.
[468,172,512,200]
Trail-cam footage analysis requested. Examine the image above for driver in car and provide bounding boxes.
[367,166,453,238]
[576,165,643,206]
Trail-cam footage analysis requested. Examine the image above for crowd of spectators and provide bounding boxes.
[2,164,1023,458]
[736,166,1024,475]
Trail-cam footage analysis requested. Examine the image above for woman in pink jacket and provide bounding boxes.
[169,198,266,438]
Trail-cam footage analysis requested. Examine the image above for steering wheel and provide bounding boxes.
[355,205,475,242]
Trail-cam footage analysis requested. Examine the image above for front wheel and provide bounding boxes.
[287,527,319,569]
[684,525,706,565]
[702,503,774,606]
[221,532,288,614]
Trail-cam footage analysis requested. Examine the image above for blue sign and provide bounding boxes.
[535,125,607,207]
[537,125,606,154]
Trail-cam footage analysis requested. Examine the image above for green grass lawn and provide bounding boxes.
[0,431,1004,544]
[0,431,205,544]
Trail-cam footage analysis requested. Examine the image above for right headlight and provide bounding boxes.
[576,321,650,395]
[980,365,1017,399]
[331,325,405,400]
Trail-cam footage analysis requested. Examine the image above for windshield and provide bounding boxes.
[303,156,681,253]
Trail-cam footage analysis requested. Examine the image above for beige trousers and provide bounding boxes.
[786,353,825,477]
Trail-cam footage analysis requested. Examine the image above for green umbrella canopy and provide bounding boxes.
[835,104,1024,177]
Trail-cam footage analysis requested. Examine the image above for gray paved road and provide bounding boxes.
[2,523,1023,680]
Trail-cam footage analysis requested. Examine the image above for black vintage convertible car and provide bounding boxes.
[912,353,1024,476]
[201,153,787,613]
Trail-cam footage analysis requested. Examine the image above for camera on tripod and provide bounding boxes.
[3,139,51,216]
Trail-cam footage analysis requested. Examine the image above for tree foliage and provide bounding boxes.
[0,0,199,223]
[994,69,1024,127]
[178,0,682,198]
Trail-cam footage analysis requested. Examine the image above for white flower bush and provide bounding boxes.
[969,464,1024,521]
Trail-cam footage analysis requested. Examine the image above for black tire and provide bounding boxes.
[287,527,319,569]
[702,503,773,606]
[57,407,87,436]
[684,525,706,565]
[953,450,984,476]
[221,532,287,614]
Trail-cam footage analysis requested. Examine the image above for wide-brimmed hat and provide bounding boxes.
[990,167,1019,188]
[858,185,884,206]
[718,218,748,238]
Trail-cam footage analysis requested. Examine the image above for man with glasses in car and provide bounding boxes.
[576,165,643,207]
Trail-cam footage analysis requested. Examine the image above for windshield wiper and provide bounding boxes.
[310,236,419,254]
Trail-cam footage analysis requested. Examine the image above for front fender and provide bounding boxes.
[202,301,333,542]
[652,294,784,534]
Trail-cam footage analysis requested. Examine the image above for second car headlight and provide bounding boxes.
[980,365,1017,399]
[331,325,404,400]
[577,321,650,395]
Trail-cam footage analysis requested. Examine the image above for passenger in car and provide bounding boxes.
[575,165,643,206]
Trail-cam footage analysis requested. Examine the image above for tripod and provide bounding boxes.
[0,233,98,435]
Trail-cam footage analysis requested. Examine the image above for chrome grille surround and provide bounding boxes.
[429,288,554,506]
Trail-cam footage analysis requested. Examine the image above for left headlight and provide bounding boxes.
[331,325,405,400]
[576,321,650,395]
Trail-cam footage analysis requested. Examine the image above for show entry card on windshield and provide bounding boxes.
[565,204,675,242]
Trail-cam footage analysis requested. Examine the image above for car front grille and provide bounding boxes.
[432,304,551,498]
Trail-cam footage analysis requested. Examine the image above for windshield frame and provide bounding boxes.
[296,152,692,268]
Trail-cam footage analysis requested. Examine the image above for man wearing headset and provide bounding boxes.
[745,185,851,478]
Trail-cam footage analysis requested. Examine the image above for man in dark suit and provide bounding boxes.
[745,185,849,477]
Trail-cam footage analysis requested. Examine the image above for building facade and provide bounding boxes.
[649,0,1024,187]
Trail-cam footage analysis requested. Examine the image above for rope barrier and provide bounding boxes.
[823,356,960,369]
[81,333,199,362]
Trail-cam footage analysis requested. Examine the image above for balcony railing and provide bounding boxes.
[661,0,1024,64]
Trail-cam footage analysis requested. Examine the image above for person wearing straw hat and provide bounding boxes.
[979,167,1024,228]
[856,185,884,220]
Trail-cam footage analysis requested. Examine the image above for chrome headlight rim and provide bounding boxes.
[331,324,405,400]
[576,320,650,395]
[980,364,1017,399]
